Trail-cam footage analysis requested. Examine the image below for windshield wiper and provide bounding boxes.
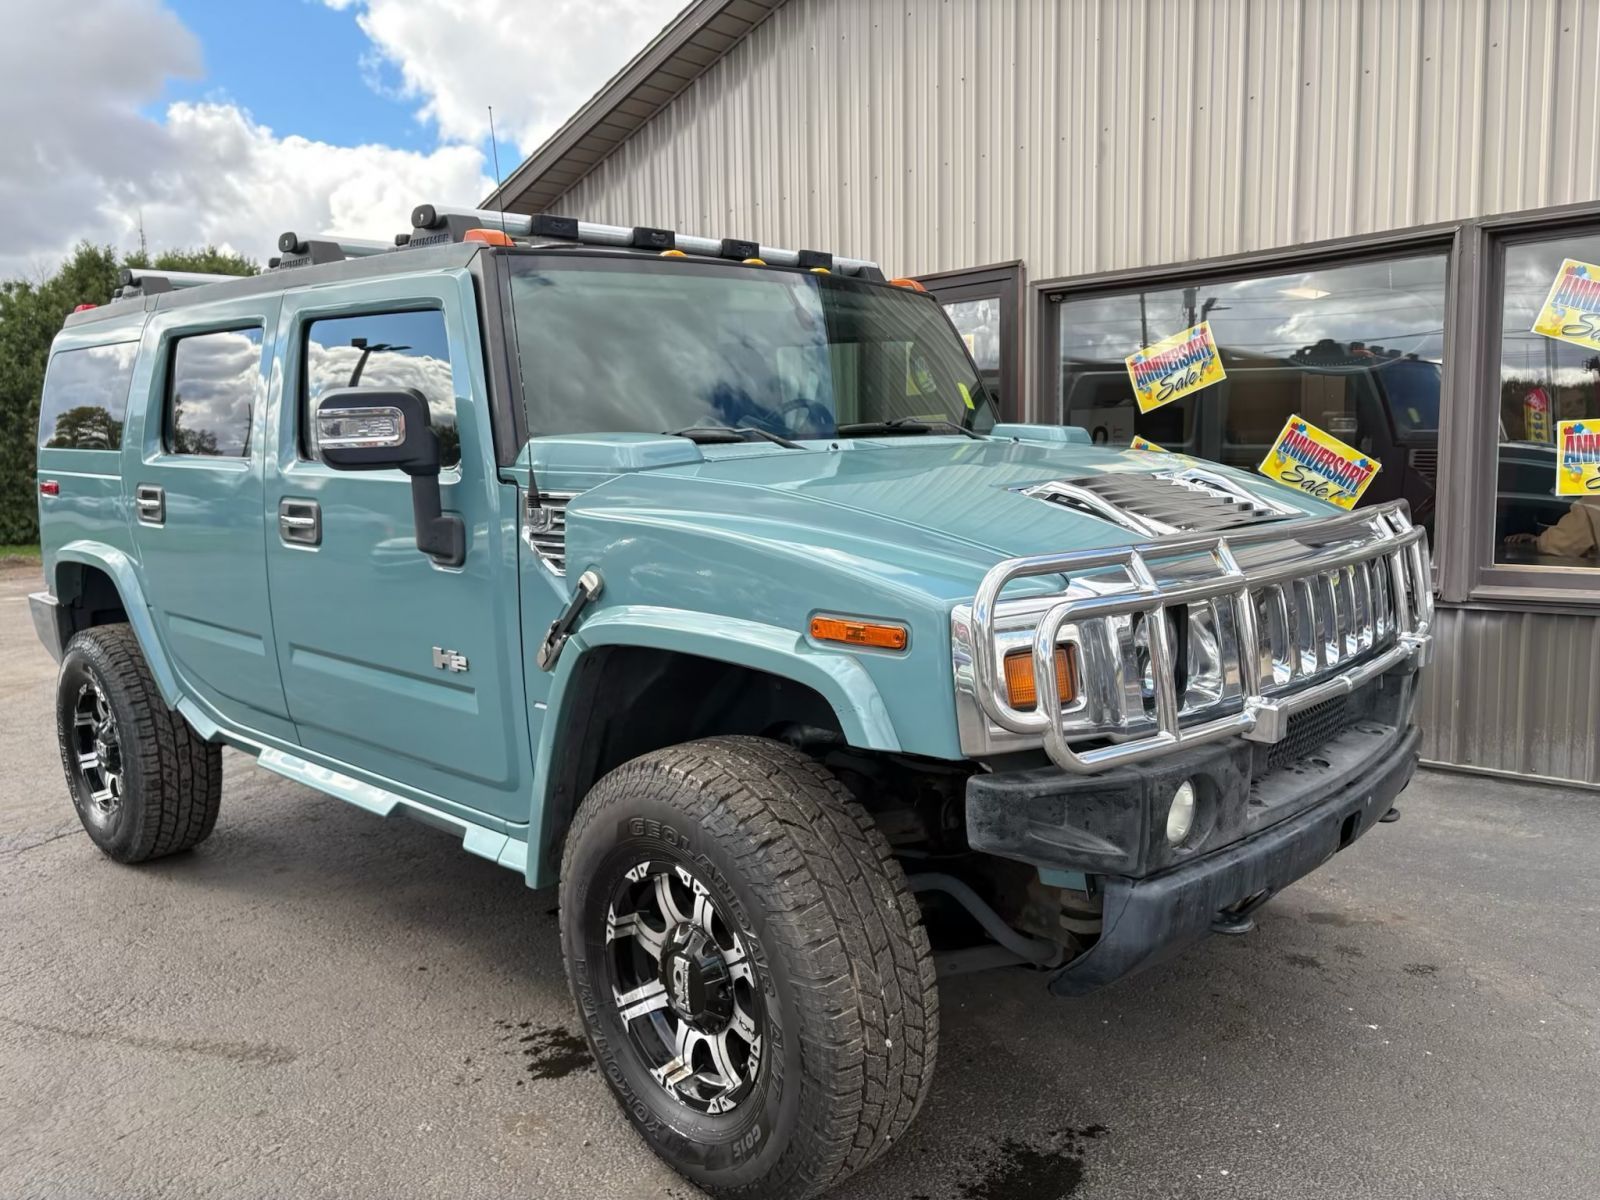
[835,417,986,440]
[666,425,802,449]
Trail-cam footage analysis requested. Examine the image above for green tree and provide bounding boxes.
[0,242,257,543]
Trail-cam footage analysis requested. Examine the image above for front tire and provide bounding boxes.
[559,736,938,1200]
[55,625,222,863]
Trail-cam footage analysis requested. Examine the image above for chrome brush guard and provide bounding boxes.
[953,501,1433,773]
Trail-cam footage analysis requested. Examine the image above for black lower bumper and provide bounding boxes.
[1047,725,1419,994]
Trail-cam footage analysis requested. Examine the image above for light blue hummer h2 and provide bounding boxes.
[31,205,1434,1200]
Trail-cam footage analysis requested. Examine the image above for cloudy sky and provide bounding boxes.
[0,0,686,280]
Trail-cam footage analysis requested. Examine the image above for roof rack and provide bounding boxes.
[115,267,243,299]
[269,232,393,271]
[407,204,884,280]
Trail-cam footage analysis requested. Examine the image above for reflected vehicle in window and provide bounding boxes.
[1059,253,1447,539]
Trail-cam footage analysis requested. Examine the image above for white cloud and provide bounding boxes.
[326,0,688,154]
[1,0,682,279]
[0,0,490,279]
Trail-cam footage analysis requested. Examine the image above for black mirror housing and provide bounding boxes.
[315,388,464,567]
[315,387,441,475]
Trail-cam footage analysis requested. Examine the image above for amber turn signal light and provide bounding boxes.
[1002,645,1076,710]
[809,616,909,651]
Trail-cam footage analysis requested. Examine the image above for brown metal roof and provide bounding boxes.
[482,0,784,215]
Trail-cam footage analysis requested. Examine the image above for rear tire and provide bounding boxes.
[55,625,222,863]
[559,735,938,1200]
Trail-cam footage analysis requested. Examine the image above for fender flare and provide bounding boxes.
[52,541,181,708]
[524,605,903,887]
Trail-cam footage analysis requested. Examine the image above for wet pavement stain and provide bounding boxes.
[958,1125,1106,1200]
[1403,962,1440,976]
[518,1025,594,1079]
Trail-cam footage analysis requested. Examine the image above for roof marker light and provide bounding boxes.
[742,257,766,266]
[889,277,927,291]
[73,303,96,312]
[464,227,514,246]
[659,249,687,258]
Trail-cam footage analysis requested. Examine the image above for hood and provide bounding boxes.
[544,433,1335,604]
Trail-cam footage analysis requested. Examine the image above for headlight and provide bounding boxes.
[1131,607,1225,712]
[1166,779,1197,845]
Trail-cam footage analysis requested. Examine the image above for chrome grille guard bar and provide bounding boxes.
[968,501,1433,774]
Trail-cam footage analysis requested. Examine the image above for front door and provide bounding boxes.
[128,295,294,742]
[262,276,531,824]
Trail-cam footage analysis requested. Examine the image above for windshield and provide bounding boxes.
[507,256,997,439]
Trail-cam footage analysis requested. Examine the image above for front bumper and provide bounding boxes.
[966,671,1421,994]
[1049,725,1417,993]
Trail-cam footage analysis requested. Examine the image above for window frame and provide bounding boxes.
[296,303,461,470]
[161,323,267,459]
[915,261,1025,422]
[1459,208,1600,603]
[1037,226,1462,591]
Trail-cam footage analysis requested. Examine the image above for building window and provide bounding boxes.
[167,328,264,457]
[1492,231,1600,571]
[1057,252,1448,539]
[302,310,459,467]
[37,342,138,450]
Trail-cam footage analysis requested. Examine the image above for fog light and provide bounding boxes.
[1166,780,1197,846]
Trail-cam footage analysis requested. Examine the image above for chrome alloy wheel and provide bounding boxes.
[606,860,764,1115]
[69,676,124,826]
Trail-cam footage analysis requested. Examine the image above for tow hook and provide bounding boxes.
[1211,888,1277,936]
[537,569,603,671]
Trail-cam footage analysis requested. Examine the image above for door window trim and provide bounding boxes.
[157,321,269,462]
[291,301,463,475]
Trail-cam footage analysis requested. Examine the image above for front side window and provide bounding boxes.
[507,258,996,439]
[1058,253,1448,537]
[1492,231,1600,571]
[38,342,138,450]
[167,328,264,457]
[303,310,459,467]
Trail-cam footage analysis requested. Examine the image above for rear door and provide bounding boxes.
[262,273,531,824]
[128,294,294,741]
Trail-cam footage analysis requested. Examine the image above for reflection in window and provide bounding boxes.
[1494,233,1600,570]
[38,342,138,450]
[167,328,264,457]
[508,261,994,439]
[1057,254,1447,538]
[303,310,458,467]
[943,297,1002,410]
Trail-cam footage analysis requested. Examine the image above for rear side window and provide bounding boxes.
[167,327,264,457]
[303,310,459,467]
[37,342,138,450]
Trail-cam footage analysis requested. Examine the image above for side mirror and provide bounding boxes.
[316,387,465,567]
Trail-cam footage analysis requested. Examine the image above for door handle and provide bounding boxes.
[135,484,165,526]
[278,498,322,547]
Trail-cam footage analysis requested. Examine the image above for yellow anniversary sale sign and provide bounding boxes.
[1128,434,1168,452]
[1258,415,1381,509]
[1556,419,1600,496]
[1532,259,1600,353]
[1124,321,1226,413]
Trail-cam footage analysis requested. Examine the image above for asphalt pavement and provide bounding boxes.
[2,559,1597,1199]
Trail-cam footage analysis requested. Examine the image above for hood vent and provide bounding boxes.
[1024,468,1297,537]
[523,491,575,574]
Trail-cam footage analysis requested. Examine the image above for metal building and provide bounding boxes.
[488,0,1600,786]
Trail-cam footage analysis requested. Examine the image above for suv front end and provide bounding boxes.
[950,474,1433,991]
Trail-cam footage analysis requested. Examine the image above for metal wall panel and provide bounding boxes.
[1419,606,1600,787]
[549,0,1600,283]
